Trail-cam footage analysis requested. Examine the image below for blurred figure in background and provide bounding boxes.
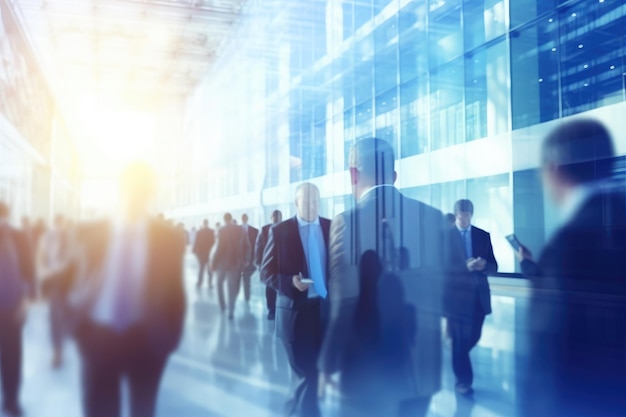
[240,214,258,304]
[445,199,497,395]
[37,214,71,368]
[193,219,215,289]
[255,209,283,320]
[445,213,456,228]
[176,222,189,246]
[62,161,186,417]
[516,119,626,416]
[0,201,35,417]
[211,212,247,319]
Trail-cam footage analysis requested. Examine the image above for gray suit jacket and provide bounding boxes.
[211,223,247,272]
[318,185,446,399]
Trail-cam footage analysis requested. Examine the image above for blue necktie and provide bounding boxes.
[462,229,471,259]
[307,224,327,299]
[112,228,137,332]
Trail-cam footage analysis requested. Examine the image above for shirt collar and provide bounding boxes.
[360,184,395,202]
[296,215,320,228]
[559,182,600,226]
[456,225,471,233]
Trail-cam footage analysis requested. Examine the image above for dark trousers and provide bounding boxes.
[241,268,254,302]
[266,286,277,312]
[49,290,68,352]
[76,322,168,417]
[195,255,212,287]
[0,307,22,409]
[280,299,322,417]
[448,304,486,386]
[216,269,240,315]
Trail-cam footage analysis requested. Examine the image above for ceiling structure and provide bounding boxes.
[13,0,248,108]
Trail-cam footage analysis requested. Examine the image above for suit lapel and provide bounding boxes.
[288,217,309,277]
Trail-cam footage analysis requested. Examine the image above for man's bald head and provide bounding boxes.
[348,137,396,198]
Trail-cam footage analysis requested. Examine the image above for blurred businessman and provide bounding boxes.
[211,212,247,319]
[0,201,34,417]
[193,219,215,289]
[255,209,283,320]
[445,199,497,395]
[318,138,446,417]
[65,162,186,417]
[240,214,258,303]
[516,119,626,417]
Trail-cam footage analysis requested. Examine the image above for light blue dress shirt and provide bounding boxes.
[296,216,327,299]
[457,225,473,259]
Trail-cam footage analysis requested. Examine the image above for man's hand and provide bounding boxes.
[465,257,476,271]
[516,245,533,262]
[318,372,338,399]
[467,257,487,271]
[474,257,487,271]
[292,274,311,292]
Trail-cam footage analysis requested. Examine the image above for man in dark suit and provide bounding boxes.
[516,119,626,417]
[255,209,283,320]
[0,201,34,417]
[193,219,215,289]
[211,212,247,319]
[260,183,330,417]
[318,138,446,417]
[445,199,497,395]
[57,162,186,417]
[240,213,259,303]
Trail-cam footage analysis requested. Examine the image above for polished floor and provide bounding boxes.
[14,254,526,417]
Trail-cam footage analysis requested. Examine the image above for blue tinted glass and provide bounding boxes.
[511,15,560,129]
[559,1,626,117]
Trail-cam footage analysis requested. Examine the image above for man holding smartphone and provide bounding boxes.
[260,183,330,417]
[445,199,498,395]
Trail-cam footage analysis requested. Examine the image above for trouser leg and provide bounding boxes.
[127,353,167,417]
[0,309,22,409]
[217,271,227,311]
[76,324,123,417]
[227,270,241,317]
[266,286,277,312]
[242,270,253,302]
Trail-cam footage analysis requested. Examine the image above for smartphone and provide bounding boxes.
[300,278,314,284]
[505,234,521,251]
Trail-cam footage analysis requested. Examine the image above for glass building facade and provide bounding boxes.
[0,0,81,220]
[175,0,626,272]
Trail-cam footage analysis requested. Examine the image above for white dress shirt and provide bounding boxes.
[91,220,148,331]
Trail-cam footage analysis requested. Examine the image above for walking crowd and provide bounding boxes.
[0,118,624,417]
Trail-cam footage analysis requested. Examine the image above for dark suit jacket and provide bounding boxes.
[445,225,497,320]
[0,225,35,305]
[318,185,446,400]
[192,227,215,261]
[519,189,626,416]
[242,224,259,272]
[211,223,247,272]
[254,223,272,267]
[65,220,186,357]
[259,216,330,341]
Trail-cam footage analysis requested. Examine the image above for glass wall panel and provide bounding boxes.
[509,0,557,28]
[429,0,463,67]
[511,15,560,129]
[430,58,465,149]
[463,0,508,51]
[465,40,510,141]
[559,1,626,117]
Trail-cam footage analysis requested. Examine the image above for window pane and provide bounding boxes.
[430,59,465,149]
[511,15,560,129]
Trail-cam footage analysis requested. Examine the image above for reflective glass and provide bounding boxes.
[511,15,560,129]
